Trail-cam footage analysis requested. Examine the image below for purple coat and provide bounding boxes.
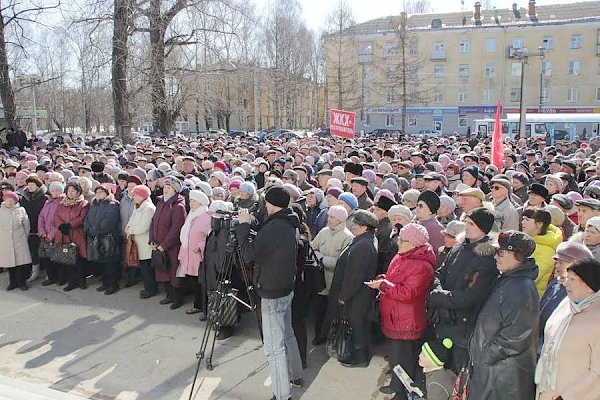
[38,195,65,238]
[149,194,186,287]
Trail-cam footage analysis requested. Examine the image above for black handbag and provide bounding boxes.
[336,318,353,363]
[305,246,326,294]
[368,298,381,324]
[151,249,168,270]
[51,241,79,266]
[38,239,54,259]
[88,234,118,262]
[325,318,340,359]
[207,286,239,329]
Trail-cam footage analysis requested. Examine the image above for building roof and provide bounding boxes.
[344,1,600,34]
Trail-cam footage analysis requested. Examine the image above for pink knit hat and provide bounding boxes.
[328,205,348,223]
[399,223,429,247]
[2,191,19,204]
[131,185,151,200]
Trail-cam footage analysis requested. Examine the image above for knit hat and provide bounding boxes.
[352,209,378,228]
[284,183,302,200]
[328,205,348,223]
[164,175,182,193]
[528,183,549,200]
[132,167,147,183]
[214,161,227,172]
[2,191,19,203]
[466,207,495,234]
[210,171,227,185]
[189,189,209,206]
[127,175,143,186]
[381,178,399,194]
[567,258,600,292]
[362,170,377,184]
[308,188,324,203]
[229,180,241,190]
[417,190,440,214]
[265,186,291,208]
[441,220,466,238]
[326,187,343,199]
[66,181,83,194]
[551,194,574,210]
[338,192,358,210]
[209,200,232,213]
[439,195,456,213]
[402,189,420,206]
[239,181,256,196]
[195,181,213,198]
[554,242,593,263]
[131,184,151,200]
[512,172,529,186]
[497,230,536,258]
[544,175,563,191]
[48,181,65,193]
[388,205,412,223]
[422,338,453,368]
[399,223,429,247]
[587,216,600,231]
[375,195,397,212]
[544,205,565,226]
[282,169,299,182]
[462,165,479,182]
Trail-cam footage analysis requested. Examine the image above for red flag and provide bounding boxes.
[491,99,504,169]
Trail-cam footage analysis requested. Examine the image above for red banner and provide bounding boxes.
[491,99,504,170]
[329,109,355,139]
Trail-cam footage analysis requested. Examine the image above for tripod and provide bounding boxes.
[188,218,262,400]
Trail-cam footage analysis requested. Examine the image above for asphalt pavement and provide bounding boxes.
[0,272,391,400]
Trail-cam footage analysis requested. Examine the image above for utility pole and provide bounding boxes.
[513,43,546,140]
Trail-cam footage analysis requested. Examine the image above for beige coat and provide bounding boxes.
[537,299,600,400]
[125,198,156,261]
[311,221,353,295]
[0,204,32,268]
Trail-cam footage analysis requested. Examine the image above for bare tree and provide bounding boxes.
[404,0,431,14]
[112,0,135,142]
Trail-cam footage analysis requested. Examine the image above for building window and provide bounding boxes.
[362,66,373,81]
[459,64,469,78]
[510,88,521,102]
[359,42,373,57]
[386,89,394,104]
[512,62,522,77]
[570,34,582,49]
[484,63,496,78]
[366,114,371,125]
[434,41,444,52]
[385,41,397,57]
[596,88,600,101]
[542,61,552,76]
[386,114,395,126]
[459,39,470,53]
[386,65,397,80]
[363,90,371,105]
[543,36,553,50]
[458,89,468,103]
[541,87,550,103]
[433,91,443,103]
[512,36,524,49]
[566,87,578,102]
[484,88,493,103]
[409,43,418,57]
[486,38,496,52]
[434,65,444,78]
[408,114,417,127]
[569,60,581,75]
[459,114,468,127]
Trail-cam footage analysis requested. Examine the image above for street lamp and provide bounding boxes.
[513,43,546,140]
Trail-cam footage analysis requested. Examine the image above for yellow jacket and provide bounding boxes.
[532,224,563,298]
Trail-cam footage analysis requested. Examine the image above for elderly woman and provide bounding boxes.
[38,182,66,286]
[367,223,436,399]
[311,205,354,344]
[125,185,157,298]
[84,185,121,295]
[53,182,89,291]
[149,176,187,308]
[536,258,600,400]
[0,191,32,291]
[582,216,600,258]
[20,175,48,282]
[469,231,540,400]
[177,190,211,317]
[522,208,563,297]
[325,209,379,367]
[120,176,141,288]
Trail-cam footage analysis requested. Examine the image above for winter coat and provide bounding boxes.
[0,203,32,268]
[468,258,540,400]
[536,299,600,400]
[426,368,457,400]
[418,216,445,258]
[125,199,155,261]
[149,194,186,286]
[311,221,354,295]
[53,198,89,259]
[325,231,378,350]
[311,207,328,238]
[203,221,230,292]
[429,236,499,352]
[38,195,65,239]
[305,205,323,237]
[119,191,135,236]
[84,198,121,263]
[177,212,211,277]
[561,215,576,240]
[376,217,396,274]
[493,197,520,231]
[357,192,374,210]
[538,278,566,354]
[20,187,47,234]
[532,225,563,297]
[235,207,300,299]
[378,244,436,340]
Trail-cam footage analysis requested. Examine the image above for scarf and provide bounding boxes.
[179,205,208,248]
[163,194,173,202]
[62,195,84,207]
[535,291,600,392]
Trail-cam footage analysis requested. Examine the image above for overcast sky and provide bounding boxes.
[253,0,581,32]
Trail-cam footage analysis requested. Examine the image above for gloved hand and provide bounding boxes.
[58,223,72,235]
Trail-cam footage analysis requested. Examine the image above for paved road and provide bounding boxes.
[0,272,391,400]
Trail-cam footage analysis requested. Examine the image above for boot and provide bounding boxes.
[159,283,173,305]
[170,286,184,310]
[28,264,41,282]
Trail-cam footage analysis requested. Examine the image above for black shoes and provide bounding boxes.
[379,385,395,395]
[63,284,77,292]
[104,286,119,295]
[186,307,201,315]
[269,396,291,400]
[169,301,183,310]
[41,279,55,286]
[159,297,173,305]
[340,360,369,368]
[6,283,17,291]
[216,327,233,340]
[123,281,136,288]
[139,290,156,299]
[198,312,207,321]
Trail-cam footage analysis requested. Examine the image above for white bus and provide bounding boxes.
[506,113,600,140]
[473,117,548,140]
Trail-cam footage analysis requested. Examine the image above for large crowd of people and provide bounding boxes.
[1,130,600,400]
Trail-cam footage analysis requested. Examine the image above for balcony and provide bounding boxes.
[430,50,446,61]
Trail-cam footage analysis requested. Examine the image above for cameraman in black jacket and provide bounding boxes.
[236,186,303,400]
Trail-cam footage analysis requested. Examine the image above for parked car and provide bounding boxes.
[415,129,439,136]
[368,128,403,137]
[228,130,247,138]
[315,128,331,137]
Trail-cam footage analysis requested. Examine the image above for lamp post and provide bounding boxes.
[514,44,546,140]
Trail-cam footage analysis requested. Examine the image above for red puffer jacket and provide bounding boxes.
[379,244,436,340]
